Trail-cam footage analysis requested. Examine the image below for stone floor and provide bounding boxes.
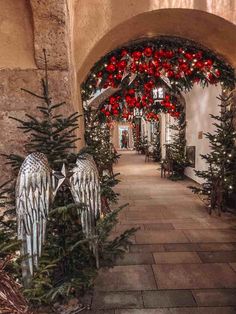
[88,151,236,314]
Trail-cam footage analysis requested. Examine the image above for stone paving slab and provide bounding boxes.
[169,307,236,314]
[142,290,196,308]
[126,211,165,220]
[153,252,201,264]
[115,253,154,265]
[95,265,157,291]
[153,263,236,289]
[192,289,236,306]
[144,223,174,231]
[135,230,189,244]
[92,291,143,309]
[130,244,165,253]
[115,308,236,314]
[115,310,170,314]
[198,251,236,263]
[197,243,236,251]
[164,243,200,252]
[183,230,236,243]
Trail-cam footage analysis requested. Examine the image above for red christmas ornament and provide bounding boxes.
[195,51,203,60]
[118,60,127,70]
[154,50,160,59]
[130,63,137,73]
[167,70,174,78]
[125,95,132,103]
[154,71,160,78]
[163,62,171,70]
[128,88,135,95]
[185,69,192,76]
[97,71,103,78]
[147,67,154,75]
[195,61,204,69]
[106,64,116,73]
[180,63,189,71]
[165,50,174,58]
[215,69,221,77]
[121,49,128,57]
[144,47,153,57]
[185,52,193,60]
[116,73,123,81]
[110,56,117,63]
[109,96,116,104]
[152,59,159,68]
[132,51,142,60]
[208,73,214,81]
[159,49,165,57]
[205,59,213,67]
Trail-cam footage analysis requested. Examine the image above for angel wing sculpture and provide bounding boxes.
[16,152,102,285]
[69,153,101,237]
[16,152,65,287]
[69,153,101,267]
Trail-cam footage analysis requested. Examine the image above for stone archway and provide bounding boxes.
[75,7,236,85]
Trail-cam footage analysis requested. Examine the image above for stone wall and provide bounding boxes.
[0,0,83,182]
[0,69,74,179]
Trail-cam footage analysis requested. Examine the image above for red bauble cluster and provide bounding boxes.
[145,112,159,122]
[100,88,181,121]
[94,46,221,91]
[100,94,121,117]
[161,95,176,111]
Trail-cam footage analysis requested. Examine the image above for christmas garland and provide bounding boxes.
[81,37,235,120]
[98,89,180,122]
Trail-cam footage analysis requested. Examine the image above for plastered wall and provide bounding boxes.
[184,84,221,183]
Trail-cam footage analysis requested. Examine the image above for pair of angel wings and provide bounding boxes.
[16,152,101,285]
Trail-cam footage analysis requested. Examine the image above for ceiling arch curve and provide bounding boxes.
[76,8,236,84]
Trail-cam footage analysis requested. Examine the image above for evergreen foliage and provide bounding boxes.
[0,50,136,309]
[152,122,161,162]
[83,109,121,212]
[167,107,188,180]
[190,93,236,214]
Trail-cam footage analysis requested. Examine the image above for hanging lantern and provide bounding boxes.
[152,87,165,101]
[134,108,143,118]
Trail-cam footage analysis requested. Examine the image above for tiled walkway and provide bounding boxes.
[90,151,236,314]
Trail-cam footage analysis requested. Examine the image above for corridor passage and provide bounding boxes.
[92,151,236,314]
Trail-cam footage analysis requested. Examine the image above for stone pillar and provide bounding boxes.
[0,0,83,181]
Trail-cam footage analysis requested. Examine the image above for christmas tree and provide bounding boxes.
[190,92,236,214]
[167,107,188,180]
[84,109,121,212]
[152,122,161,162]
[0,50,136,308]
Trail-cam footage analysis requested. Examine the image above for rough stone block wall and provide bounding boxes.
[0,69,73,180]
[0,0,79,182]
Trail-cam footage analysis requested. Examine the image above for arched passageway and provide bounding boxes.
[80,7,236,312]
